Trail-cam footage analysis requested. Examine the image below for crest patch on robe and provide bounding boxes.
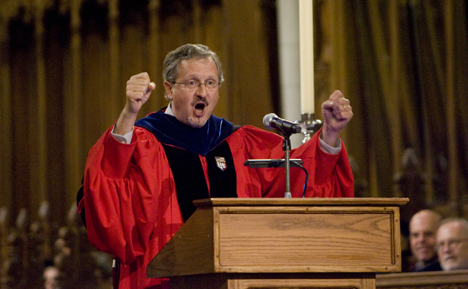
[215,156,227,171]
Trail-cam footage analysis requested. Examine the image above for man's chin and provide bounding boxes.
[416,253,433,261]
[442,261,458,270]
[187,117,208,128]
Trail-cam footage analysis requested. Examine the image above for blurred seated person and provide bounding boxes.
[43,264,59,289]
[436,218,468,271]
[409,209,442,271]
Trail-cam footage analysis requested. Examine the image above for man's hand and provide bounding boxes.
[321,90,353,147]
[115,72,156,135]
[125,72,156,114]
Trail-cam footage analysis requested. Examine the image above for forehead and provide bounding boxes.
[410,214,438,232]
[437,222,465,240]
[177,57,218,78]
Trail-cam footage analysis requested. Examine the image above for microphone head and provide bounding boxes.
[263,113,277,129]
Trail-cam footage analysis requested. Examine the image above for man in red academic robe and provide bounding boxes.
[77,44,354,289]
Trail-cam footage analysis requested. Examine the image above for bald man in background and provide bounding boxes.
[409,209,442,272]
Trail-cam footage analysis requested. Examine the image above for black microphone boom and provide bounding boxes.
[263,113,301,134]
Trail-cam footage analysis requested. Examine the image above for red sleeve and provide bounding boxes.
[292,128,354,198]
[82,126,183,267]
[229,126,354,198]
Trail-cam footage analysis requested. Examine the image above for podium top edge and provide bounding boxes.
[193,197,409,207]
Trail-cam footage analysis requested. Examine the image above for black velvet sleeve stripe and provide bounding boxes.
[162,144,210,222]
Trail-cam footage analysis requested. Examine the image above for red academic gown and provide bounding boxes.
[79,124,354,289]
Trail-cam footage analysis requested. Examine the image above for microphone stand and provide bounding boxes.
[244,135,303,198]
[283,132,292,198]
[247,113,309,198]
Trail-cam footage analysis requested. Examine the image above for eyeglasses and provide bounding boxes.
[436,238,468,251]
[173,80,219,90]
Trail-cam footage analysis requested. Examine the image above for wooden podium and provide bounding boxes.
[148,198,408,289]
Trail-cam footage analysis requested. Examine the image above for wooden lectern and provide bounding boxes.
[148,198,408,289]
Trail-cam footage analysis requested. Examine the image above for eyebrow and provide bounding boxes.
[183,74,217,80]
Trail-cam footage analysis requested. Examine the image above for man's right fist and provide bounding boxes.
[125,72,156,114]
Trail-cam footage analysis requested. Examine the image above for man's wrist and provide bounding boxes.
[115,108,138,135]
[319,132,341,154]
[111,124,133,144]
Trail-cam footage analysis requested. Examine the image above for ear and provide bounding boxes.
[163,81,174,100]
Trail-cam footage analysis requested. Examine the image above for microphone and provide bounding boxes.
[263,113,301,134]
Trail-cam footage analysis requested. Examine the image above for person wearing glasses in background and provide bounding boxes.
[436,218,468,271]
[77,43,354,288]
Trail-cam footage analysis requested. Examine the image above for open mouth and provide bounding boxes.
[194,102,206,115]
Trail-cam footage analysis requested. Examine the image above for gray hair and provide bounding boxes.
[163,44,224,99]
[440,218,468,234]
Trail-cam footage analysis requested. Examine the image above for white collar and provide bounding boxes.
[165,102,174,116]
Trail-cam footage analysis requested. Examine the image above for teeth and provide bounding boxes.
[195,108,203,114]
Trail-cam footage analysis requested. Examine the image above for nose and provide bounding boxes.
[413,234,425,244]
[196,83,208,97]
[420,235,429,243]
